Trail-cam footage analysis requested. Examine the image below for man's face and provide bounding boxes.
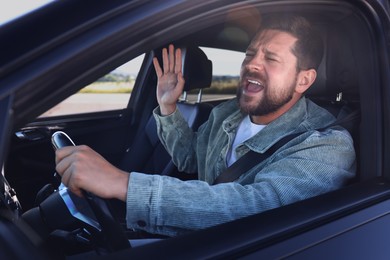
[238,29,300,117]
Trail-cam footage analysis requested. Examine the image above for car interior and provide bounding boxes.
[1,1,385,257]
[118,46,214,177]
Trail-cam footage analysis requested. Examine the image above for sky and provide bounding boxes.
[116,48,243,76]
[202,47,243,76]
[0,0,243,76]
[0,0,53,25]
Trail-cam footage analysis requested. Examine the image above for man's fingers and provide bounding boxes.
[162,47,169,73]
[55,145,89,175]
[169,44,175,72]
[178,71,185,87]
[55,146,76,164]
[174,48,182,74]
[55,149,74,177]
[153,57,162,77]
[62,168,83,197]
[157,44,182,76]
[60,165,72,186]
[55,146,87,197]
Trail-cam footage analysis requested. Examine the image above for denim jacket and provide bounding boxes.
[126,97,356,236]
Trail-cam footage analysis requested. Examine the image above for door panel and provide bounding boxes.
[6,109,135,211]
[5,51,154,211]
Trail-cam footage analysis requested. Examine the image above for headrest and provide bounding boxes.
[306,24,359,103]
[182,47,213,91]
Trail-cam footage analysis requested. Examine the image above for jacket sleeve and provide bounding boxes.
[126,128,356,237]
[153,106,199,173]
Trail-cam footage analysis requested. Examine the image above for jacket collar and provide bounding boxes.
[222,97,335,153]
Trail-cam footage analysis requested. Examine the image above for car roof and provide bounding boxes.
[1,0,390,258]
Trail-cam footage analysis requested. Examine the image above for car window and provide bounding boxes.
[0,1,53,25]
[184,47,242,102]
[40,54,145,117]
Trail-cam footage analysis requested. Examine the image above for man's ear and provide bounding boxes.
[296,69,317,93]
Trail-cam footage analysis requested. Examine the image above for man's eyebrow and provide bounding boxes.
[263,48,280,57]
[246,46,256,53]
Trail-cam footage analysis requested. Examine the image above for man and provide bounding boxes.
[56,15,355,237]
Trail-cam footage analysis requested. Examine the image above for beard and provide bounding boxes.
[236,77,296,116]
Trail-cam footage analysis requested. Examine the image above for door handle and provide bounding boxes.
[15,128,48,141]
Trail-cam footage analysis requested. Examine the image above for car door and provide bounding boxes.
[5,52,160,211]
[1,0,390,258]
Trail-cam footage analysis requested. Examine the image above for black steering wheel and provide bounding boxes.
[50,131,130,252]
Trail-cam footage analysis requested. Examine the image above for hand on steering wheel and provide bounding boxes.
[52,131,130,252]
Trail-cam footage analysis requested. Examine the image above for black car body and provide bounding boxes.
[0,0,390,259]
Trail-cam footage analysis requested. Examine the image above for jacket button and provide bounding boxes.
[137,220,147,227]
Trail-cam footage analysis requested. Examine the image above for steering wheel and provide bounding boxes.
[50,131,130,252]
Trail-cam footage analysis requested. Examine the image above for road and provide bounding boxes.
[41,93,234,117]
[41,93,130,117]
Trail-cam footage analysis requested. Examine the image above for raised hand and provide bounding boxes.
[153,44,185,115]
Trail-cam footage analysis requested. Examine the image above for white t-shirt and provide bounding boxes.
[226,115,266,167]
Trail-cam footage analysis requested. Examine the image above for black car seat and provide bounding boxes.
[119,46,213,177]
[306,22,360,180]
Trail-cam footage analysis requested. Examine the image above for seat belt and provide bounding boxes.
[213,133,300,185]
[213,109,360,185]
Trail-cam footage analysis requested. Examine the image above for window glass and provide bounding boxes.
[185,47,243,102]
[40,54,145,117]
[0,1,53,25]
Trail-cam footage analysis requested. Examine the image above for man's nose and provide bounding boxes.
[245,53,265,71]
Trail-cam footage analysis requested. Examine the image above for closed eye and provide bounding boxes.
[245,51,255,57]
[265,54,279,62]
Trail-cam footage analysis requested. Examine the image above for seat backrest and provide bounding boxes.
[119,46,213,175]
[306,22,359,110]
[305,21,361,180]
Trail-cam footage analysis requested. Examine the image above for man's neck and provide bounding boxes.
[250,96,302,125]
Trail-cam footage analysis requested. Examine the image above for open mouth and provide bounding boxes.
[244,79,265,94]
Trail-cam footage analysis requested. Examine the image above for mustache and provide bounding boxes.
[241,69,266,82]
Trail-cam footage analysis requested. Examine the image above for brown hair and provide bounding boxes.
[259,15,324,71]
